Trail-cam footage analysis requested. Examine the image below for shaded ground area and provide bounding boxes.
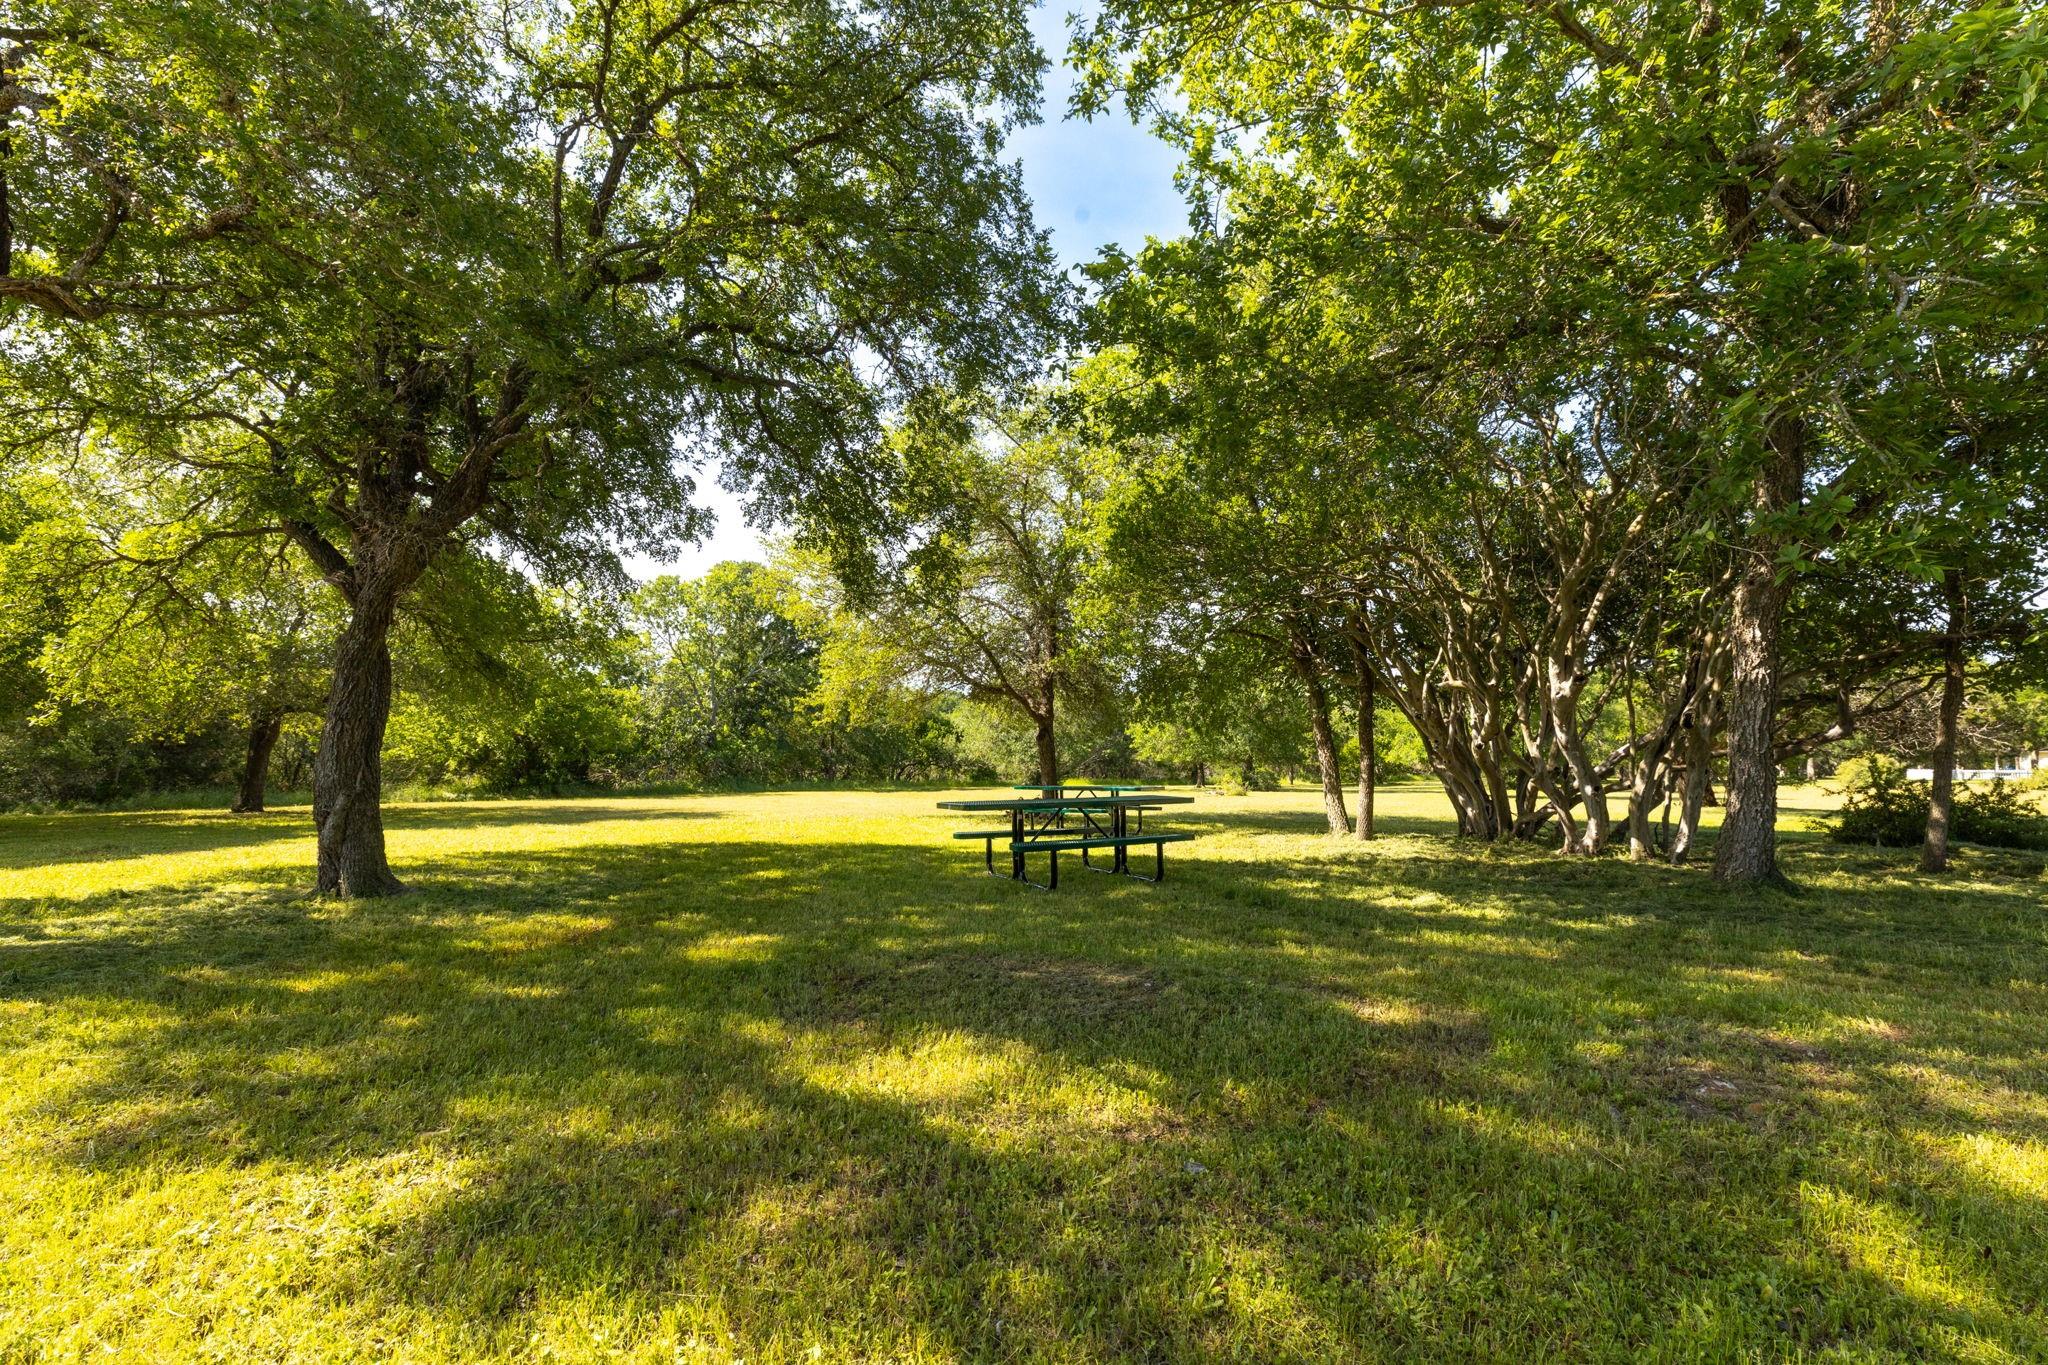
[2,786,2044,1361]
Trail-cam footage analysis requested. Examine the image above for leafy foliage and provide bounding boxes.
[1829,764,2048,850]
[630,564,823,785]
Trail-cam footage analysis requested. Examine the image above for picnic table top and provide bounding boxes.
[1009,782,1161,792]
[936,794,1196,812]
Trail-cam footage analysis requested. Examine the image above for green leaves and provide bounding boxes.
[630,563,824,784]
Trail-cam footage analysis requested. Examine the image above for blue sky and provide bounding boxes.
[632,1,1186,581]
[1009,3,1189,279]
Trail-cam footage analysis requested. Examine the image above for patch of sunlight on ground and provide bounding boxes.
[3,781,2043,1361]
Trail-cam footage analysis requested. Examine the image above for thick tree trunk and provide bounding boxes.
[1713,596,1786,885]
[231,710,285,813]
[1713,417,1803,888]
[1354,652,1375,841]
[1440,731,1506,840]
[1921,570,1967,873]
[1289,638,1351,835]
[1032,701,1059,787]
[313,591,406,897]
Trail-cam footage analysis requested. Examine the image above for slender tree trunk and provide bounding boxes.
[1669,663,1723,865]
[314,589,406,897]
[1547,664,1609,855]
[1383,669,1510,839]
[1713,416,1803,888]
[1672,677,1719,865]
[1626,772,1666,861]
[1031,619,1061,786]
[1538,767,1585,854]
[232,710,286,813]
[1627,646,1715,860]
[1624,707,1674,860]
[1289,637,1351,835]
[1354,652,1376,841]
[1921,570,1968,873]
[1625,691,1681,861]
[1478,733,1514,841]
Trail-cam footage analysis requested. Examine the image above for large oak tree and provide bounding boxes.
[2,0,1061,893]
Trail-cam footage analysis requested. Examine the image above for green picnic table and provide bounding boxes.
[937,787,1197,890]
[1009,782,1165,830]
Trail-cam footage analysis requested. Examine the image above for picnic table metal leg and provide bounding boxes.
[1116,839,1166,883]
[1010,808,1023,880]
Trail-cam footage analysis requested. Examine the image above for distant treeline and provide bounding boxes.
[0,543,1427,809]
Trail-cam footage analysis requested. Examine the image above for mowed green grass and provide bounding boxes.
[3,784,2045,1363]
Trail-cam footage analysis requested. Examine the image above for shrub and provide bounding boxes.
[1828,753,1902,794]
[1954,779,2048,850]
[1829,764,2048,851]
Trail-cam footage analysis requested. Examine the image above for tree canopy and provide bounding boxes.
[1,0,2043,890]
[3,0,1064,891]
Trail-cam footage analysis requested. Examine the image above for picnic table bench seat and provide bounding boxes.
[1004,830,1194,889]
[936,788,1197,889]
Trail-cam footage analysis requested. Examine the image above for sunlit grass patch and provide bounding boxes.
[1,783,2044,1361]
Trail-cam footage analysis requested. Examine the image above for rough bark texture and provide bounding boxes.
[314,589,406,897]
[1713,418,1803,889]
[1921,570,1967,873]
[231,710,285,814]
[1290,636,1351,836]
[1032,689,1059,787]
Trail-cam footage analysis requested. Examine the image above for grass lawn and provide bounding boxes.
[3,783,2045,1362]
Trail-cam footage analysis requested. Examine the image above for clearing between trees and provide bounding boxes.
[4,785,2045,1361]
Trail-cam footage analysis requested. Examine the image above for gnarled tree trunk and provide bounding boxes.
[1542,631,1609,854]
[1921,570,1967,873]
[1713,416,1803,888]
[313,584,406,897]
[231,709,285,814]
[1372,649,1511,840]
[1625,641,1716,861]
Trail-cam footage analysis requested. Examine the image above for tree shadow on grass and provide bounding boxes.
[1174,808,1457,840]
[8,825,2047,1359]
[0,801,720,885]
